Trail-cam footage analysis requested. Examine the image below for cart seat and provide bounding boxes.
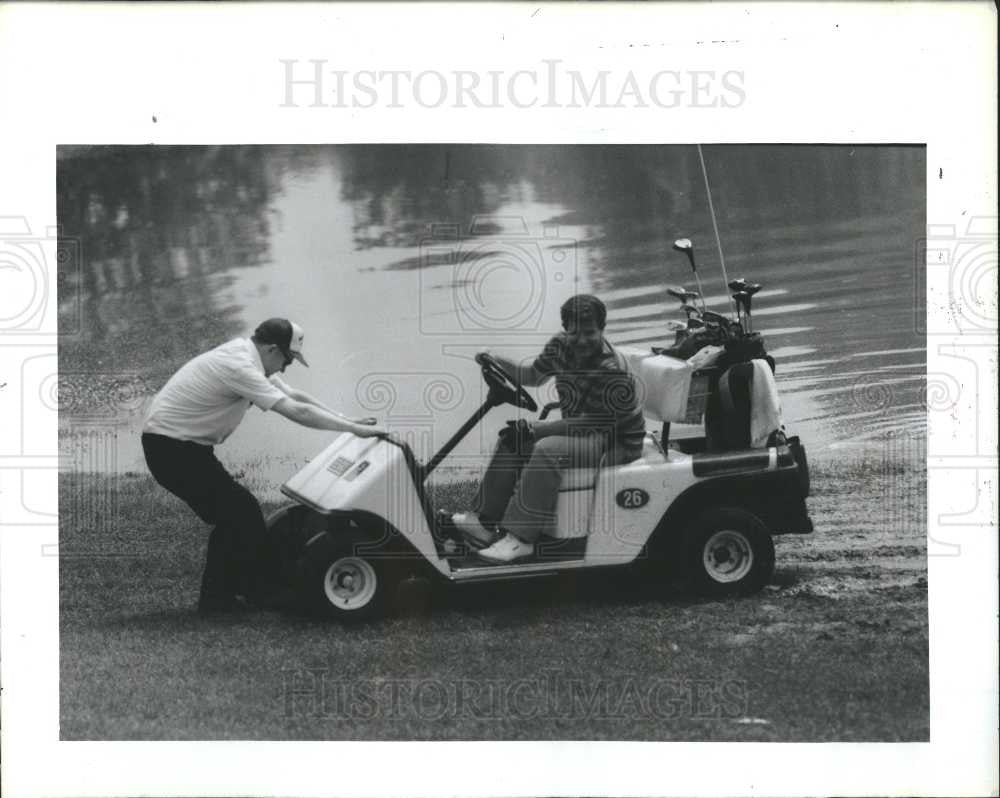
[557,444,645,492]
[559,466,602,491]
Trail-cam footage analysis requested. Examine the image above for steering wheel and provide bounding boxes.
[475,352,538,412]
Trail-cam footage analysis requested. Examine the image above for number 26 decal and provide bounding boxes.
[615,488,649,509]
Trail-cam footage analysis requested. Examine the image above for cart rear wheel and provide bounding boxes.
[684,507,774,596]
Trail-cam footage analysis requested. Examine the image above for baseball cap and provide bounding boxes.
[253,318,310,367]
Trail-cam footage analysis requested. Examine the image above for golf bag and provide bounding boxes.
[656,325,728,361]
[704,335,782,452]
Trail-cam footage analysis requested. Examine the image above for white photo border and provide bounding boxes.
[0,2,997,797]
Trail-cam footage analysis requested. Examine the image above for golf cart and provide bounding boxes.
[266,261,813,621]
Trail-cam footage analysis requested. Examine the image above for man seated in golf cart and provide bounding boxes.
[454,294,646,563]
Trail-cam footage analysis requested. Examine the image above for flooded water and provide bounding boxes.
[57,144,925,484]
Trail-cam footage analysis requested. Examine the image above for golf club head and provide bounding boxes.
[666,287,686,301]
[730,295,744,327]
[672,238,697,272]
[734,290,754,333]
[667,286,700,304]
[702,310,729,326]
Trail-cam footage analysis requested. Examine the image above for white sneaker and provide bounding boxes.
[476,533,534,563]
[451,513,498,549]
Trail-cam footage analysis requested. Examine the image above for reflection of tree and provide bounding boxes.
[55,143,924,413]
[57,146,278,397]
[337,145,509,249]
[333,143,923,291]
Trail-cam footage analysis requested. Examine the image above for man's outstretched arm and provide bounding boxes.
[272,397,386,436]
[272,379,376,424]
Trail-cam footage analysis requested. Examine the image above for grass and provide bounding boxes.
[59,452,928,740]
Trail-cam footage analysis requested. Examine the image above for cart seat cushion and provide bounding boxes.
[557,445,643,492]
[559,466,601,491]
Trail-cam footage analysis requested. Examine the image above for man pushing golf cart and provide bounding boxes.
[268,247,813,622]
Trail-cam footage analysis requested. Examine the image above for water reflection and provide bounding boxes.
[337,145,512,250]
[57,145,282,387]
[56,144,925,474]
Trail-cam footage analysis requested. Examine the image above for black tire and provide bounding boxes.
[299,533,396,623]
[265,504,325,584]
[682,507,775,597]
[793,440,811,498]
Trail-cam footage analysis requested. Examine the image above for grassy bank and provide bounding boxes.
[60,451,927,740]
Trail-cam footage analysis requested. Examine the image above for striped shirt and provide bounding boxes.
[533,332,646,456]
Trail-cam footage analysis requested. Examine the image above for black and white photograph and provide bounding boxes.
[1,3,996,797]
[54,142,928,742]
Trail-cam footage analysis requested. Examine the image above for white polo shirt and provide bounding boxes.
[143,338,288,445]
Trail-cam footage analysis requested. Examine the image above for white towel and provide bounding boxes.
[687,344,725,370]
[750,358,782,447]
[617,346,693,423]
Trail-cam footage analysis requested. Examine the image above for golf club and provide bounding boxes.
[680,303,703,328]
[701,309,729,327]
[742,282,761,334]
[733,291,750,333]
[666,286,700,306]
[730,294,744,330]
[665,319,689,344]
[672,239,707,313]
[728,278,747,331]
[727,277,762,335]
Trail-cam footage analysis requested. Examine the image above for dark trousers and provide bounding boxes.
[141,432,273,601]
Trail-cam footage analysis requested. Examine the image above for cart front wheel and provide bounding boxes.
[302,536,392,622]
[323,556,379,611]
